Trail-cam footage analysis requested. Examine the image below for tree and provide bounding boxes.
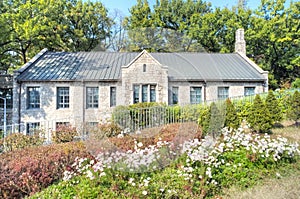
[198,102,225,138]
[208,102,225,138]
[247,94,273,133]
[63,0,112,52]
[0,0,112,73]
[247,0,300,89]
[105,9,127,52]
[291,78,300,88]
[224,98,240,129]
[124,0,211,52]
[265,90,283,124]
[287,91,300,126]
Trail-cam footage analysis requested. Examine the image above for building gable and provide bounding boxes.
[121,50,168,105]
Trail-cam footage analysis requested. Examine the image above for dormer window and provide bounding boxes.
[143,64,146,72]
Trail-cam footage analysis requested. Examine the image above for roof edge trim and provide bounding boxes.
[16,48,48,74]
[123,50,165,68]
[236,52,268,74]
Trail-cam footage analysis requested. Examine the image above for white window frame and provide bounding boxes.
[190,87,202,104]
[27,87,40,109]
[86,87,99,108]
[133,84,156,104]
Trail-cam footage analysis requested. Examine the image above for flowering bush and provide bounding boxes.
[33,128,299,198]
[181,128,300,197]
[52,125,78,143]
[0,142,91,198]
[0,132,45,152]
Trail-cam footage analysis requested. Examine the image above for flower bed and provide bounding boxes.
[32,128,299,198]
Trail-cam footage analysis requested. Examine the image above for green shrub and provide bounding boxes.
[265,90,283,124]
[291,78,300,88]
[0,142,91,198]
[52,125,78,143]
[112,102,167,131]
[235,100,252,120]
[97,122,122,137]
[287,91,300,126]
[199,102,224,138]
[224,98,241,129]
[247,95,273,133]
[198,105,210,136]
[166,105,182,123]
[0,132,45,152]
[180,104,201,122]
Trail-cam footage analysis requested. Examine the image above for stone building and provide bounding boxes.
[12,29,268,136]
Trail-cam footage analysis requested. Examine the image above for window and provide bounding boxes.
[27,87,40,109]
[244,87,255,96]
[26,122,40,136]
[86,87,99,108]
[56,122,70,129]
[87,122,98,127]
[0,88,13,109]
[190,87,202,104]
[57,87,69,109]
[133,84,156,103]
[142,85,148,102]
[133,85,140,104]
[218,87,229,99]
[143,64,146,72]
[110,87,117,107]
[172,87,179,104]
[150,85,156,102]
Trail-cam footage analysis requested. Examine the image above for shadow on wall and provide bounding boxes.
[21,84,54,121]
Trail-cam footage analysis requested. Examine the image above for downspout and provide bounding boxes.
[82,80,85,135]
[18,82,22,133]
[203,81,207,102]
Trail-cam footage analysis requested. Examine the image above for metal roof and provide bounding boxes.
[16,50,266,82]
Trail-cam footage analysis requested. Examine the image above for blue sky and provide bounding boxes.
[99,0,262,15]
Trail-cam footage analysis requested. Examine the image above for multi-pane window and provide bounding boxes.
[244,87,255,96]
[142,85,148,102]
[86,87,99,108]
[56,122,70,129]
[110,87,116,107]
[150,85,156,102]
[27,87,40,109]
[218,87,229,99]
[0,88,13,109]
[26,122,40,136]
[57,87,69,109]
[172,87,179,104]
[133,84,156,104]
[133,85,140,104]
[190,87,202,104]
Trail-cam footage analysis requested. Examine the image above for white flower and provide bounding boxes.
[129,178,134,183]
[86,170,94,180]
[137,142,143,148]
[276,172,281,178]
[142,190,147,195]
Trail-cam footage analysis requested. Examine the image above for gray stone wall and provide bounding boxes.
[121,51,168,105]
[169,81,265,105]
[14,81,119,134]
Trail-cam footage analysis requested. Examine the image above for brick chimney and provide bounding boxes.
[235,28,246,55]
